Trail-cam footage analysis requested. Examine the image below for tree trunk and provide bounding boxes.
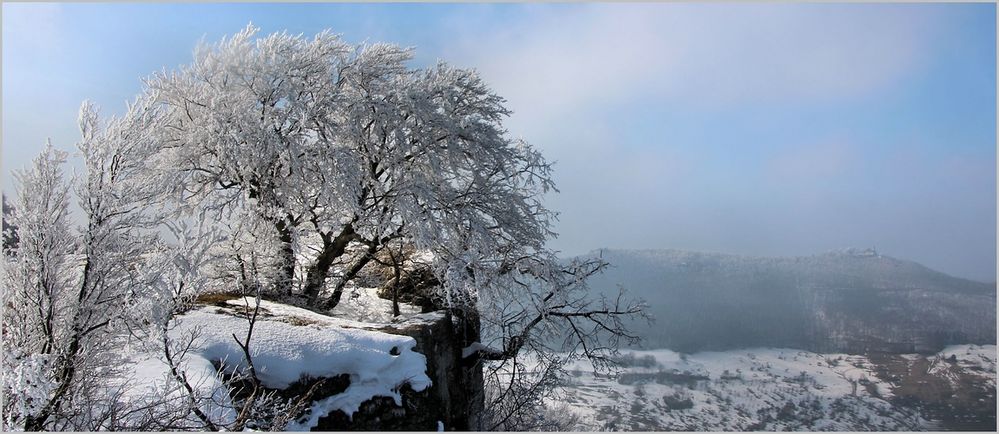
[321,245,376,310]
[391,252,401,317]
[274,219,296,296]
[303,236,334,305]
[303,224,358,306]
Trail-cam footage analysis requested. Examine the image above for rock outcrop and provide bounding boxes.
[191,294,484,431]
[285,312,483,431]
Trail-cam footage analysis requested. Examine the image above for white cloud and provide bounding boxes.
[446,3,933,136]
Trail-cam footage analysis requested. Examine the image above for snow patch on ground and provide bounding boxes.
[176,306,431,391]
[938,344,997,385]
[118,349,238,427]
[552,348,930,431]
[122,298,433,431]
[326,286,424,323]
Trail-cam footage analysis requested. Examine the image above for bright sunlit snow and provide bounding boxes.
[121,300,432,431]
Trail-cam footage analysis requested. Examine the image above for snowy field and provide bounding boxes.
[550,346,997,431]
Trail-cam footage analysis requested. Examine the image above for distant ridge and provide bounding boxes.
[578,248,996,353]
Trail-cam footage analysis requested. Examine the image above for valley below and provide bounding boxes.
[579,248,996,355]
[553,345,996,431]
[553,248,997,431]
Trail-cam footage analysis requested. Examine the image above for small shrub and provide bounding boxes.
[663,392,694,411]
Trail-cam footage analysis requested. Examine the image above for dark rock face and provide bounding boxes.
[370,312,485,431]
[316,385,431,430]
[581,249,996,354]
[280,374,352,403]
[291,312,484,431]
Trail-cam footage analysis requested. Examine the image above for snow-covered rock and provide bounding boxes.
[122,295,440,431]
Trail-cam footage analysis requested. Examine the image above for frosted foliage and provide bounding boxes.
[2,145,75,354]
[2,146,76,429]
[2,99,183,430]
[2,353,56,425]
[149,24,560,304]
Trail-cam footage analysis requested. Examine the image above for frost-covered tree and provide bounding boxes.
[144,25,645,429]
[2,193,19,251]
[5,87,367,432]
[149,26,558,308]
[1,97,182,431]
[149,26,361,298]
[2,144,77,430]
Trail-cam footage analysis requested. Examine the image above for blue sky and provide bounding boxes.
[2,3,996,281]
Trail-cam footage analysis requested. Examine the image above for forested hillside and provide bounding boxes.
[581,248,996,353]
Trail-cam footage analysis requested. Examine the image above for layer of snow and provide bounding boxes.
[119,351,238,427]
[542,347,938,431]
[177,306,431,391]
[122,299,433,431]
[938,344,997,380]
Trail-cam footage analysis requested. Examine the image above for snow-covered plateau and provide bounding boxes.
[549,345,997,431]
